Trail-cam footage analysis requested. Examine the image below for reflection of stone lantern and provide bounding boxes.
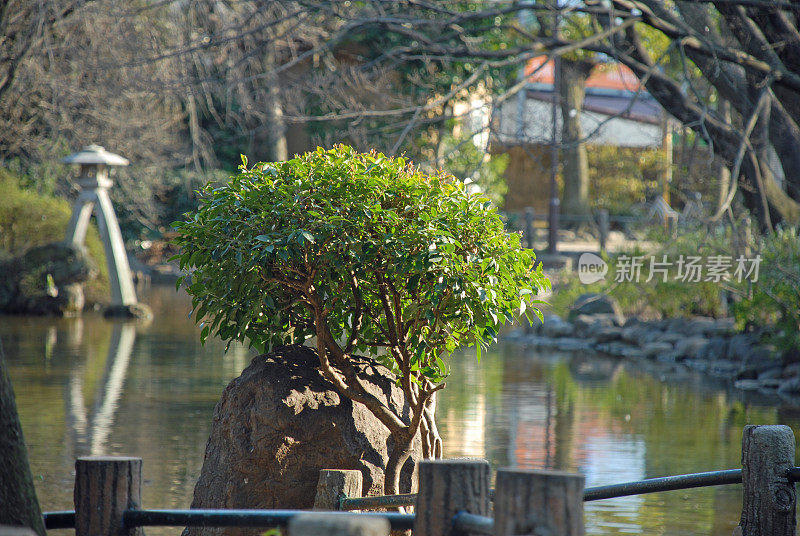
[62,145,139,315]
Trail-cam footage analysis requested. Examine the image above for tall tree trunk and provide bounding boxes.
[384,429,416,495]
[558,57,594,220]
[608,26,800,226]
[0,341,45,535]
[671,0,800,204]
[745,71,775,231]
[264,46,288,163]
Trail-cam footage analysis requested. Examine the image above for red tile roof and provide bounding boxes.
[525,56,644,92]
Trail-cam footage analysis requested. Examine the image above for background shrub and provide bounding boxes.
[0,167,109,305]
[734,226,800,358]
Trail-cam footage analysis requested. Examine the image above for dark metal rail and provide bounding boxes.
[340,493,416,510]
[338,468,749,509]
[43,509,416,531]
[42,511,74,530]
[452,511,493,535]
[583,469,743,501]
[122,509,415,531]
[789,467,800,481]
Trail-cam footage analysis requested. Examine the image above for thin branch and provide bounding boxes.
[311,296,407,434]
[344,272,365,354]
[711,77,774,221]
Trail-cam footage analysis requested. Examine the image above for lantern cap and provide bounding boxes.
[61,145,129,166]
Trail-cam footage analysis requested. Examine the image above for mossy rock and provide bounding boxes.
[0,167,109,305]
[0,242,98,316]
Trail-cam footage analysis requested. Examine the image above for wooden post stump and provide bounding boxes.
[414,459,491,536]
[74,456,144,536]
[524,208,536,249]
[289,513,389,536]
[597,209,609,253]
[738,425,796,536]
[493,469,584,536]
[313,469,363,510]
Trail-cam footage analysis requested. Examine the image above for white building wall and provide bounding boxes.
[494,97,663,148]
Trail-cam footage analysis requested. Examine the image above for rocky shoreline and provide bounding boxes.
[506,293,800,403]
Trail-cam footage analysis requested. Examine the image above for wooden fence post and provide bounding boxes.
[737,425,796,536]
[74,456,144,536]
[289,513,389,536]
[313,469,363,510]
[414,459,491,536]
[524,207,536,249]
[597,209,609,253]
[493,469,584,536]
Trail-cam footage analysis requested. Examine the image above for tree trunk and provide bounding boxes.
[264,46,288,163]
[671,1,800,205]
[605,30,800,226]
[0,342,45,536]
[558,57,594,220]
[762,156,800,225]
[421,394,442,459]
[384,396,442,495]
[384,429,416,495]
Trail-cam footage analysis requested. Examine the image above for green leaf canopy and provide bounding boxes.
[173,145,548,384]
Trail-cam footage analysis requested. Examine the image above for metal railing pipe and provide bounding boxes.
[42,511,75,530]
[452,511,494,535]
[122,509,416,531]
[340,493,416,510]
[583,469,743,501]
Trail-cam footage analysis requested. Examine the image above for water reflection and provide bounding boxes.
[435,344,800,535]
[3,287,253,522]
[4,285,800,535]
[65,322,137,455]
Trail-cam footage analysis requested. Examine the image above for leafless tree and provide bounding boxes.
[4,0,800,229]
[262,0,800,229]
[0,0,194,237]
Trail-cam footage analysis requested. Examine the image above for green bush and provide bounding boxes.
[550,228,738,319]
[588,145,666,215]
[0,167,109,305]
[551,225,800,358]
[4,137,72,197]
[173,145,548,492]
[734,226,800,357]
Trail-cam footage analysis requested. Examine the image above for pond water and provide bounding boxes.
[4,285,800,535]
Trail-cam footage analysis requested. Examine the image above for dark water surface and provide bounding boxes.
[4,285,799,535]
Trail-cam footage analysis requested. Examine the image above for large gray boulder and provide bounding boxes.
[568,293,625,326]
[185,345,422,536]
[541,314,573,338]
[0,242,97,315]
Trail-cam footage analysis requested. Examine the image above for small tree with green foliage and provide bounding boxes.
[173,146,548,493]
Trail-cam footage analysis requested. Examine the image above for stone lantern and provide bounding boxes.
[62,145,140,315]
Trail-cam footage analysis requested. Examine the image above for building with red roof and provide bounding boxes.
[491,56,670,213]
